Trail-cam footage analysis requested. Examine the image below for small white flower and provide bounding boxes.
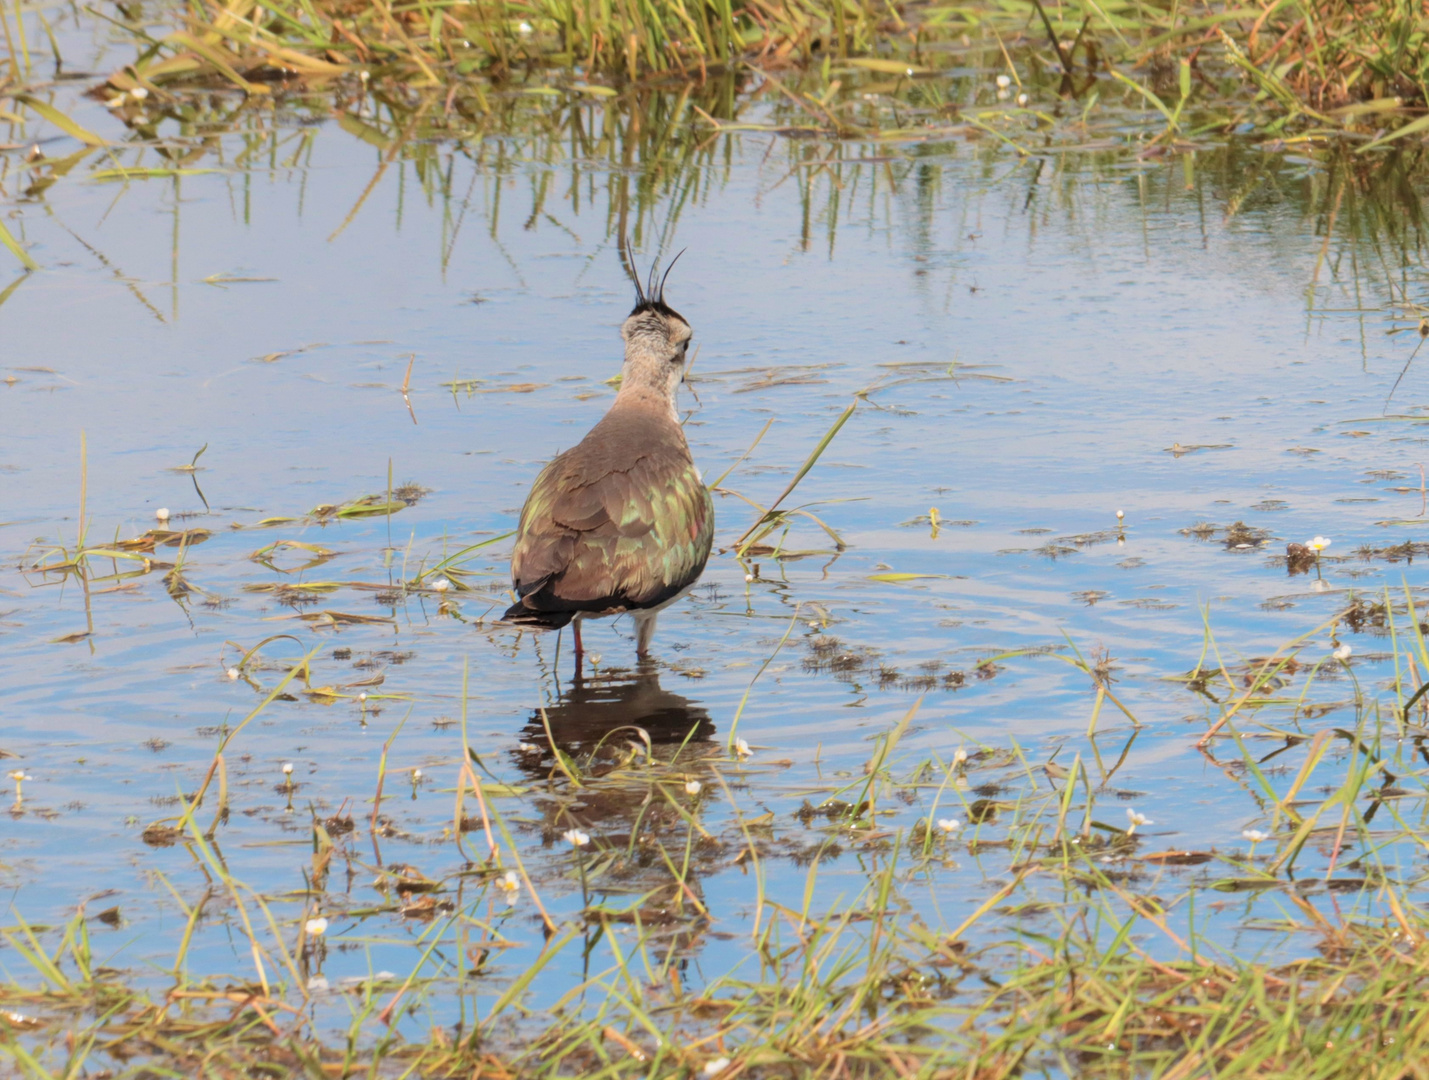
[744,574,754,583]
[519,742,539,753]
[1307,536,1331,552]
[155,507,170,522]
[1333,643,1352,661]
[359,70,370,81]
[1116,509,1125,520]
[496,870,520,905]
[735,737,752,758]
[105,96,125,108]
[306,975,330,992]
[1016,92,1029,106]
[1242,829,1269,843]
[304,916,328,935]
[518,20,532,33]
[996,88,1010,101]
[685,779,702,795]
[357,692,367,702]
[905,67,914,76]
[952,747,969,767]
[129,87,148,100]
[995,74,1012,89]
[431,577,450,592]
[9,771,30,782]
[587,653,602,667]
[562,828,590,847]
[937,818,961,833]
[703,1059,731,1077]
[412,769,422,781]
[226,667,240,680]
[1125,808,1152,834]
[282,762,294,775]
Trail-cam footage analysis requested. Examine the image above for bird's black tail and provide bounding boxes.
[501,601,575,630]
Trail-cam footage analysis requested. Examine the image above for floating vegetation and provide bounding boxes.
[1181,520,1274,550]
[804,634,969,692]
[311,492,414,520]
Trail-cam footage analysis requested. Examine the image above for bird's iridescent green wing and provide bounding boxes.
[511,448,713,611]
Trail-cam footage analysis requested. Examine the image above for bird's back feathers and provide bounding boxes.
[506,397,713,622]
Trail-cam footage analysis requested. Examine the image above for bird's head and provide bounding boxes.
[618,242,693,405]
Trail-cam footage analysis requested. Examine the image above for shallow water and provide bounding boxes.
[5,22,1429,1064]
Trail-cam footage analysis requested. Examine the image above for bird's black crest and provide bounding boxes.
[620,235,687,320]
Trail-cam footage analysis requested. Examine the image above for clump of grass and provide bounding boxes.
[81,0,1429,135]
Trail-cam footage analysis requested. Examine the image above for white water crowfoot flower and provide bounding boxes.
[995,74,1012,88]
[9,771,31,800]
[1124,808,1153,835]
[304,916,328,936]
[562,828,590,847]
[937,818,962,834]
[952,747,969,768]
[1016,92,1029,106]
[226,666,240,680]
[496,870,520,905]
[430,577,450,592]
[685,779,702,796]
[1307,536,1331,552]
[155,507,170,522]
[1333,643,1353,661]
[703,1059,731,1077]
[734,737,753,759]
[1242,829,1269,843]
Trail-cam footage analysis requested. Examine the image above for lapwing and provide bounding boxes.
[503,242,713,671]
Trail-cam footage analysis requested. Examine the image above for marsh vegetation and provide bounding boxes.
[7,0,1429,1077]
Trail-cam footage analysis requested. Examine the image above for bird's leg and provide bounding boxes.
[635,612,658,658]
[572,618,584,679]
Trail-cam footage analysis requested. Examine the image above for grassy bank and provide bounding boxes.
[82,0,1429,135]
[0,0,1426,274]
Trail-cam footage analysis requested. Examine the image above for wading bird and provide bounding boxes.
[503,242,713,673]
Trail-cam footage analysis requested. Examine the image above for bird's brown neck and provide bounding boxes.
[612,382,680,426]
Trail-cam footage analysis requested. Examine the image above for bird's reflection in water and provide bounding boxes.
[517,666,715,754]
[511,667,721,954]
